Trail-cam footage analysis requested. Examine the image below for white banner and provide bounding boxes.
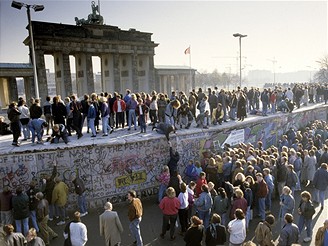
[221,129,245,147]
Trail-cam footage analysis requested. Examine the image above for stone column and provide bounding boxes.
[85,54,95,94]
[174,75,179,92]
[63,53,73,95]
[23,76,35,102]
[158,75,163,93]
[7,77,18,103]
[113,54,121,92]
[34,50,48,102]
[54,53,64,97]
[101,54,114,93]
[148,55,155,91]
[179,75,185,93]
[0,78,9,108]
[162,75,170,95]
[131,52,139,92]
[75,53,94,97]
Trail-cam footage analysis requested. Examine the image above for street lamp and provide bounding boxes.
[11,1,44,100]
[233,33,247,87]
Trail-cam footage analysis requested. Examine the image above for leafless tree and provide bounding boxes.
[314,56,328,83]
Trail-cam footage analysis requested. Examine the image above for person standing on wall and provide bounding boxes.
[71,173,88,217]
[99,202,123,246]
[127,190,143,246]
[7,101,21,147]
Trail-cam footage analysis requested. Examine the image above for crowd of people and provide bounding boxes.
[152,118,328,246]
[1,82,328,246]
[0,162,144,246]
[2,82,328,146]
[1,118,328,245]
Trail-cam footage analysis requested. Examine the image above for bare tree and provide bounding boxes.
[314,56,328,83]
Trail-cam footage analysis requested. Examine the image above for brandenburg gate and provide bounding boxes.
[25,20,158,100]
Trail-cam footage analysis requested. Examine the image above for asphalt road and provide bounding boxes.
[47,185,327,246]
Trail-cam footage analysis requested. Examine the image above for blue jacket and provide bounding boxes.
[194,191,213,212]
[29,118,46,132]
[87,104,96,119]
[278,223,299,246]
[313,167,328,191]
[280,194,295,215]
[223,162,232,177]
[264,174,275,192]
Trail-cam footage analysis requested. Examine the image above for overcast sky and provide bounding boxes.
[0,0,327,74]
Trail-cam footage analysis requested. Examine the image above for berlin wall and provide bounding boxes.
[0,106,327,210]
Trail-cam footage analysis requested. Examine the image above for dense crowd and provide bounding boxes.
[2,82,328,146]
[153,119,328,246]
[1,83,328,246]
[1,116,328,245]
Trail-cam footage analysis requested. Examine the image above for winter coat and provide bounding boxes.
[255,221,274,246]
[194,191,212,212]
[12,193,29,220]
[52,181,68,207]
[307,156,317,181]
[278,223,299,246]
[99,210,123,246]
[168,147,180,176]
[313,167,328,191]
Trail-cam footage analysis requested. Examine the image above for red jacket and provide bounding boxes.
[230,197,248,219]
[195,178,207,197]
[159,196,180,215]
[113,100,126,112]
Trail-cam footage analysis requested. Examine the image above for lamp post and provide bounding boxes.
[11,1,44,100]
[233,33,247,87]
[306,66,313,83]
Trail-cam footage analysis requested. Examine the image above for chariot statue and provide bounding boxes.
[75,1,104,25]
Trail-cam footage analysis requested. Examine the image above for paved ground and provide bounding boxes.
[46,185,327,246]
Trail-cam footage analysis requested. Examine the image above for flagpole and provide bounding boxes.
[189,45,192,90]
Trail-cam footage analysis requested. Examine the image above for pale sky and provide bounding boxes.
[0,0,327,74]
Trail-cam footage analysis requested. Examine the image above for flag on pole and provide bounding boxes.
[184,46,190,55]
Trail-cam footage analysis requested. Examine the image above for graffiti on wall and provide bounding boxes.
[0,107,326,207]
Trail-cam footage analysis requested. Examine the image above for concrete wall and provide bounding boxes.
[0,106,327,210]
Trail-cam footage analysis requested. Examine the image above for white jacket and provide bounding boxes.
[64,222,88,246]
[228,218,246,244]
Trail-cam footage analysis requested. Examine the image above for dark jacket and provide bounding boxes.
[313,167,328,191]
[44,165,57,204]
[184,225,204,246]
[276,163,288,182]
[205,223,226,246]
[0,190,13,211]
[7,107,21,123]
[52,102,66,124]
[256,180,268,198]
[168,147,180,176]
[26,186,40,211]
[298,200,315,219]
[12,193,29,220]
[72,177,86,195]
[29,104,42,119]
